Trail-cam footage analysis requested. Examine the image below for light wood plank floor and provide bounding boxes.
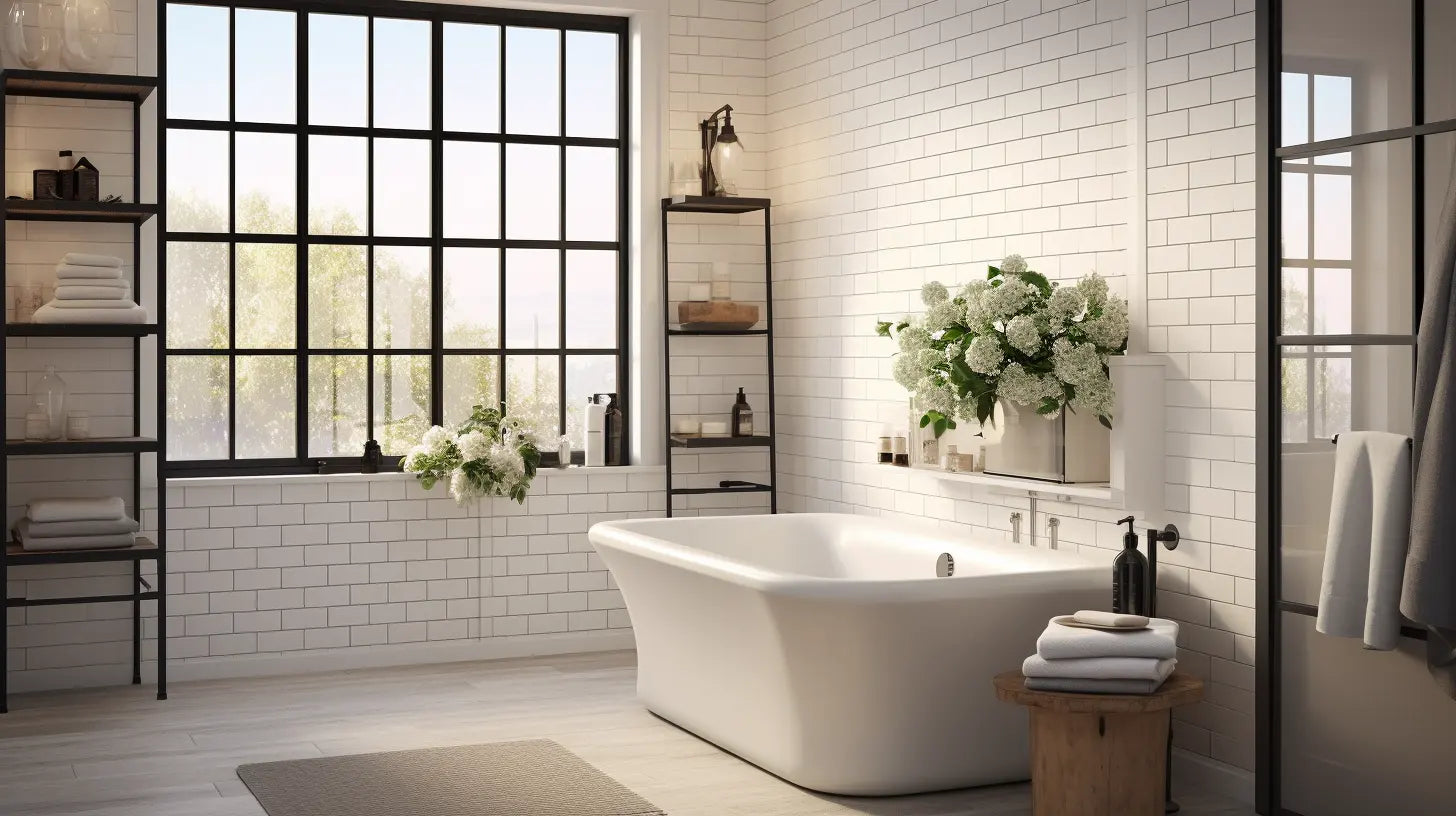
[0,651,1253,816]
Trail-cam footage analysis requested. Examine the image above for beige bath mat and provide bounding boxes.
[237,738,665,816]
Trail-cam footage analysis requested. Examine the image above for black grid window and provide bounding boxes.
[161,0,629,475]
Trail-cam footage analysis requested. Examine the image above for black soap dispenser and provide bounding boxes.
[1113,516,1148,615]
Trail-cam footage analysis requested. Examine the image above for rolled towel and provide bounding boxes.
[32,303,149,324]
[1022,654,1176,682]
[16,517,140,538]
[61,252,123,268]
[55,284,131,301]
[1025,672,1174,695]
[55,263,124,281]
[28,496,126,523]
[18,532,137,552]
[1036,616,1179,660]
[42,298,138,309]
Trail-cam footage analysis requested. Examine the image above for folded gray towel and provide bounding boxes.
[16,517,139,538]
[18,531,136,551]
[1024,676,1171,695]
[27,496,126,523]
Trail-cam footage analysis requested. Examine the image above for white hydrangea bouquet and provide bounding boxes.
[402,404,541,504]
[876,254,1129,436]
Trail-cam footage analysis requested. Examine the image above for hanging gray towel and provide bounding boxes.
[1317,432,1412,651]
[1403,147,1456,695]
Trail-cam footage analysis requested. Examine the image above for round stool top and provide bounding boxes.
[993,671,1204,714]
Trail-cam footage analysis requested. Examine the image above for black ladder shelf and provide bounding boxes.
[660,196,777,516]
[0,69,168,713]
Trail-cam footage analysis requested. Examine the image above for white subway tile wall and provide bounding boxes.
[763,0,1254,772]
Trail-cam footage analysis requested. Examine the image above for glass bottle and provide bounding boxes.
[59,0,113,72]
[33,365,67,440]
[4,0,53,69]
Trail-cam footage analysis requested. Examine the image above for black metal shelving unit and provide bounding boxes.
[0,69,166,713]
[660,195,776,516]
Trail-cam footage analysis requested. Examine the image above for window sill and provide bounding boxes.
[166,464,666,489]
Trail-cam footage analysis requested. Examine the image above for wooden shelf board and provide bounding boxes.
[2,69,157,102]
[5,537,157,565]
[6,322,156,337]
[670,434,772,448]
[5,437,160,456]
[663,195,770,214]
[4,200,158,223]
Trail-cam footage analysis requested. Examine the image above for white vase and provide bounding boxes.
[33,365,68,440]
[3,0,54,69]
[59,0,113,72]
[981,400,1110,484]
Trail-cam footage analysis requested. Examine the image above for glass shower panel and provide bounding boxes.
[1280,344,1413,605]
[1278,140,1413,337]
[1281,0,1411,136]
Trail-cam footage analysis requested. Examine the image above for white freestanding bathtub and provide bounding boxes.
[588,512,1108,796]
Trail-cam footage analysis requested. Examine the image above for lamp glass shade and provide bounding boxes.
[709,135,743,195]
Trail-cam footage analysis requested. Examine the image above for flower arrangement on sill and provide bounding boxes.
[875,254,1129,436]
[402,404,541,504]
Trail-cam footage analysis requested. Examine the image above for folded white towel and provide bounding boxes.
[27,496,126,523]
[61,252,123,268]
[1317,431,1413,651]
[56,277,128,290]
[16,517,139,538]
[18,532,136,551]
[1036,616,1179,660]
[44,298,137,309]
[1022,654,1176,682]
[55,263,124,280]
[56,284,130,301]
[32,303,149,324]
[1025,672,1175,695]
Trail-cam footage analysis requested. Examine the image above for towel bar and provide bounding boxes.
[1329,434,1413,447]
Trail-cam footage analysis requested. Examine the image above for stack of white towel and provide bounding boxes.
[13,497,140,551]
[1021,611,1180,694]
[32,253,148,324]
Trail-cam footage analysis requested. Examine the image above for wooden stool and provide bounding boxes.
[993,671,1204,816]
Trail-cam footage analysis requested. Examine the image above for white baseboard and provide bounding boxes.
[6,630,637,694]
[1173,748,1255,805]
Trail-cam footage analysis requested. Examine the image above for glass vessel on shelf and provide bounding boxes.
[59,0,114,72]
[4,0,54,69]
[33,365,68,441]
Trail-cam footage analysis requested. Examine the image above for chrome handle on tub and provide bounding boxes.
[1047,516,1060,550]
[1010,512,1023,544]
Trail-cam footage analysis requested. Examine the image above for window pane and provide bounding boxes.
[505,26,559,136]
[1312,75,1351,142]
[505,249,559,348]
[506,354,559,441]
[166,241,228,349]
[373,138,431,238]
[1311,174,1351,260]
[444,355,500,427]
[1313,355,1351,440]
[374,355,431,455]
[308,244,367,349]
[167,129,229,232]
[443,247,499,348]
[374,246,431,349]
[1312,268,1352,335]
[236,132,296,234]
[1282,0,1411,132]
[1281,354,1309,444]
[236,243,296,349]
[443,141,500,239]
[236,355,295,458]
[167,4,229,120]
[565,147,616,241]
[565,30,617,138]
[309,135,367,235]
[168,355,229,460]
[1281,267,1308,336]
[1280,172,1308,260]
[308,355,367,456]
[373,18,431,130]
[566,250,616,348]
[308,13,367,127]
[505,144,560,239]
[236,9,296,124]
[565,356,615,450]
[443,23,500,132]
[1280,72,1308,147]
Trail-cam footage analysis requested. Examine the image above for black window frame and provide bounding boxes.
[161,0,630,477]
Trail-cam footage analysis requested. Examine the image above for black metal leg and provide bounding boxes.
[156,555,167,701]
[1165,713,1179,813]
[2,552,8,714]
[132,562,141,684]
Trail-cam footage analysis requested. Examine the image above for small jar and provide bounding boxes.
[710,261,732,301]
[877,436,893,464]
[892,435,909,467]
[944,444,958,471]
[556,434,572,469]
[66,410,89,439]
[24,411,47,441]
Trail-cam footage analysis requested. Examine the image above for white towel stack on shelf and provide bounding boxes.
[32,253,148,324]
[1021,612,1180,694]
[13,497,140,551]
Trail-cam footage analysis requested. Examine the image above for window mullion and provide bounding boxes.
[296,8,310,464]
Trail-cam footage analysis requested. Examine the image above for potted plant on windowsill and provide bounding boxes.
[401,404,541,504]
[876,255,1129,484]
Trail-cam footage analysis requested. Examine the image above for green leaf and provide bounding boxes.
[896,320,910,332]
[1037,397,1061,415]
[919,413,933,429]
[1099,414,1113,430]
[933,417,948,438]
[945,419,957,430]
[987,266,1002,280]
[1021,270,1053,297]
[875,320,893,337]
[976,393,996,425]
